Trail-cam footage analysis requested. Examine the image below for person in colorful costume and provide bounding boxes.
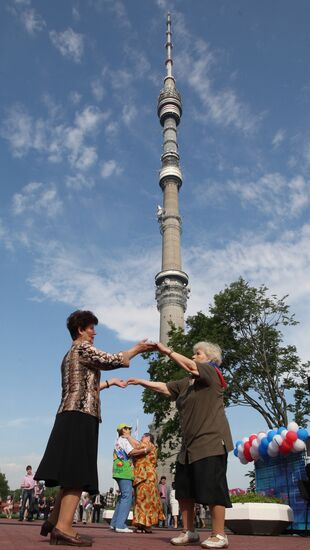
[111,424,152,533]
[123,431,165,533]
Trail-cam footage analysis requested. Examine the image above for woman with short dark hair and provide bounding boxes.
[34,309,154,547]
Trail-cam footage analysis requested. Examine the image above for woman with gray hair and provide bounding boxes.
[128,340,233,549]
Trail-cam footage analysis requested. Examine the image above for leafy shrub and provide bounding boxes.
[230,492,285,504]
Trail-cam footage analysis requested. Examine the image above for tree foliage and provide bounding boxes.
[0,472,10,500]
[144,278,310,458]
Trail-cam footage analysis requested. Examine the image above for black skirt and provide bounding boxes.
[34,411,99,494]
[175,454,232,508]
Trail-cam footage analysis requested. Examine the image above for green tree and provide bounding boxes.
[0,472,10,500]
[144,278,310,457]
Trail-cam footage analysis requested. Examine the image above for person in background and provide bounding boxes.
[110,424,153,533]
[34,309,155,547]
[169,482,179,529]
[92,492,104,523]
[3,495,14,519]
[127,340,233,549]
[158,476,169,527]
[19,465,37,521]
[123,431,165,533]
[104,487,115,509]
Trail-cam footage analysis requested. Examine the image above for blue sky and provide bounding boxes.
[1,0,310,492]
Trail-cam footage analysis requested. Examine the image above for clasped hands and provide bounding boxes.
[111,340,171,389]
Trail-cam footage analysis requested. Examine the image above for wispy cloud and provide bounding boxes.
[49,28,84,63]
[29,242,159,341]
[20,8,46,34]
[100,159,122,178]
[122,104,137,126]
[93,0,131,28]
[195,172,310,219]
[8,2,46,35]
[22,221,310,364]
[12,182,63,218]
[272,129,286,148]
[1,103,109,172]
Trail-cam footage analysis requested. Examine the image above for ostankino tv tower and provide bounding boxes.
[155,13,190,344]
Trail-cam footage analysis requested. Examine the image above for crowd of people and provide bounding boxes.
[4,310,233,548]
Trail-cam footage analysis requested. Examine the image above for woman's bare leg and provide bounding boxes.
[179,499,195,531]
[209,504,225,535]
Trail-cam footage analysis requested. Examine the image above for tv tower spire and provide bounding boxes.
[155,13,189,344]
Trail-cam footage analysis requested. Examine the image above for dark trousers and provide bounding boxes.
[92,505,101,523]
[19,490,34,520]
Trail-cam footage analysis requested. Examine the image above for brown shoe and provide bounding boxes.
[50,527,92,546]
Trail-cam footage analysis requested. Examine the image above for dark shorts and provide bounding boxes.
[175,454,232,508]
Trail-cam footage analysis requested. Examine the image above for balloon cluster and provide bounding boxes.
[234,422,309,464]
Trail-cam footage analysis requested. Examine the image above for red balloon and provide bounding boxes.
[243,446,253,462]
[279,440,291,455]
[244,441,251,452]
[249,434,257,444]
[286,431,298,444]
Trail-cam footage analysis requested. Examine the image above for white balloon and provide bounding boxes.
[280,430,288,440]
[251,439,259,449]
[267,447,279,457]
[250,446,259,458]
[237,446,244,458]
[292,439,306,453]
[242,437,249,443]
[287,422,299,432]
[257,432,266,442]
[268,441,279,452]
[272,435,282,446]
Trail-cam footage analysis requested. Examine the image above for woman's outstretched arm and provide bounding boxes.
[127,377,171,397]
[156,342,199,375]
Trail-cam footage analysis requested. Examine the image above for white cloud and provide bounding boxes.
[122,104,137,126]
[75,146,98,170]
[91,79,105,101]
[1,104,33,157]
[25,223,310,365]
[20,8,46,34]
[2,103,107,171]
[0,219,14,251]
[69,91,82,105]
[167,12,262,133]
[65,174,95,190]
[29,243,159,341]
[12,182,63,218]
[49,28,84,63]
[75,106,106,132]
[72,5,80,21]
[196,172,310,219]
[100,159,122,178]
[228,173,309,217]
[272,129,286,148]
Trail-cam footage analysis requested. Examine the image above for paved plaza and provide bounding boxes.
[0,520,309,550]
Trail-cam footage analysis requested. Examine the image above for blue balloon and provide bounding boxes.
[297,428,309,441]
[260,437,269,449]
[259,443,269,457]
[267,430,277,442]
[233,448,239,457]
[277,427,286,434]
[235,440,243,448]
